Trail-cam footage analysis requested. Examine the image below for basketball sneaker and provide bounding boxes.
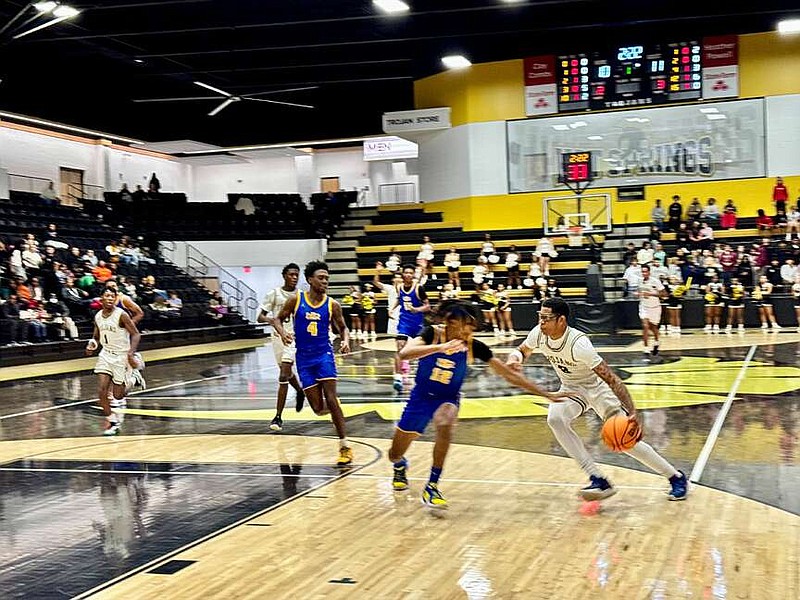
[337,446,353,466]
[269,416,283,432]
[295,390,305,412]
[422,482,447,509]
[392,465,409,491]
[393,376,403,393]
[668,471,689,501]
[579,476,617,501]
[102,417,121,437]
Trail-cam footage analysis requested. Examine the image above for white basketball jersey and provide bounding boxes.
[95,307,130,353]
[638,277,664,308]
[522,325,603,387]
[261,287,296,333]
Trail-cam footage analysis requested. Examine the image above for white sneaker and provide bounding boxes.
[704,325,712,333]
[713,324,720,333]
[370,332,377,341]
[725,325,732,333]
[675,327,681,334]
[761,323,769,329]
[738,324,745,332]
[102,418,121,436]
[772,323,782,330]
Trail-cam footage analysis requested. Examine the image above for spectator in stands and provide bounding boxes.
[92,261,113,284]
[206,298,228,324]
[736,254,755,288]
[637,241,654,266]
[417,235,435,280]
[666,257,683,282]
[43,224,69,251]
[82,249,99,267]
[698,222,714,250]
[46,293,79,340]
[21,243,42,278]
[122,277,138,300]
[676,222,691,249]
[651,257,669,282]
[622,242,637,267]
[773,177,789,214]
[651,199,665,230]
[756,209,774,234]
[544,277,561,299]
[527,254,543,279]
[687,198,704,222]
[653,243,667,266]
[166,290,183,312]
[786,206,800,241]
[76,269,96,293]
[132,185,147,202]
[774,209,788,237]
[764,259,782,288]
[505,244,522,289]
[40,181,58,205]
[1,293,29,345]
[14,276,31,303]
[780,259,798,287]
[61,277,91,315]
[29,277,45,304]
[622,257,642,298]
[704,198,720,226]
[718,244,738,284]
[20,301,47,343]
[668,195,683,231]
[721,199,738,229]
[148,173,161,194]
[649,225,661,243]
[119,183,133,202]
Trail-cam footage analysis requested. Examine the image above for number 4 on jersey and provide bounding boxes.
[306,321,318,337]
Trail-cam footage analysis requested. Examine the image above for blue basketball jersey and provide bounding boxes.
[293,292,333,357]
[413,326,473,399]
[397,283,425,336]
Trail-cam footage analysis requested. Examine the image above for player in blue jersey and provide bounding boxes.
[388,300,566,509]
[272,261,354,466]
[391,264,430,392]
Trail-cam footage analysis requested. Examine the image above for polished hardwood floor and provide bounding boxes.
[1,330,798,598]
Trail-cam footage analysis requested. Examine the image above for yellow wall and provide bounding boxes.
[740,32,800,98]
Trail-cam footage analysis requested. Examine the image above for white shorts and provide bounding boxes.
[94,350,130,385]
[558,380,623,421]
[387,310,399,335]
[639,305,662,323]
[272,335,296,365]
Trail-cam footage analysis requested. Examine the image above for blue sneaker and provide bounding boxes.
[422,482,447,509]
[668,471,689,501]
[393,379,403,393]
[579,475,617,501]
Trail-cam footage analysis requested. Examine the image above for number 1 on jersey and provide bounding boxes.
[306,321,318,337]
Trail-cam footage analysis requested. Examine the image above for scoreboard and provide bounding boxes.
[557,41,702,112]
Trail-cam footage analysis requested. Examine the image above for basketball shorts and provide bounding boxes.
[272,335,296,365]
[556,380,622,421]
[397,320,423,339]
[94,350,131,385]
[639,305,662,323]
[296,351,337,389]
[397,389,460,435]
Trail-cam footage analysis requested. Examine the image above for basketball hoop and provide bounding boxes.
[568,226,583,247]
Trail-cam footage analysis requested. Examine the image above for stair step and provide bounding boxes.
[329,239,358,249]
[329,273,358,284]
[350,207,379,217]
[342,219,372,228]
[328,285,352,296]
[335,229,365,239]
[328,261,357,271]
[326,250,357,261]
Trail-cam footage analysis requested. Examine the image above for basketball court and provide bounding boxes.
[1,332,798,598]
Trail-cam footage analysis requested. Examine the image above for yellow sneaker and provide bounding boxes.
[337,446,353,466]
[392,465,409,491]
[422,483,447,509]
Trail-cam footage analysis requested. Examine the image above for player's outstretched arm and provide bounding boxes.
[331,300,350,354]
[272,293,298,345]
[506,343,534,371]
[399,336,465,361]
[122,295,144,325]
[593,360,638,421]
[488,357,564,401]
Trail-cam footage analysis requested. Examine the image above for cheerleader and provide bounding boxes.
[792,275,800,332]
[527,254,543,281]
[495,283,516,337]
[753,275,780,330]
[543,277,561,299]
[533,236,559,276]
[417,236,435,279]
[385,249,401,273]
[478,282,500,335]
[361,282,377,341]
[341,287,355,334]
[444,246,461,290]
[504,244,522,289]
[666,276,690,334]
[349,285,364,340]
[481,233,496,260]
[473,255,490,285]
[725,277,746,332]
[703,274,725,333]
[441,282,459,300]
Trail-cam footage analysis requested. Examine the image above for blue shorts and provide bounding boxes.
[296,351,337,389]
[396,389,460,435]
[397,317,424,339]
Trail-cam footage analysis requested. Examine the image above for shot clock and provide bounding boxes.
[562,152,593,183]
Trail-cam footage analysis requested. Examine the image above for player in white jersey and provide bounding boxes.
[637,264,666,357]
[507,297,688,501]
[104,280,146,393]
[258,263,305,432]
[86,288,142,436]
[373,264,403,335]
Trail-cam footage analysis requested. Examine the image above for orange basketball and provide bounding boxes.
[601,415,642,452]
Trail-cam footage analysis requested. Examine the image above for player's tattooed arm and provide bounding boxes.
[593,360,638,420]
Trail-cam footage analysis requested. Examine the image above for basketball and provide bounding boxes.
[601,415,641,452]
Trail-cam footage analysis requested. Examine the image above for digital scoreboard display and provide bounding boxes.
[561,151,593,183]
[558,41,701,112]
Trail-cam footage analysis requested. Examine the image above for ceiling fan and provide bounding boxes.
[133,81,317,116]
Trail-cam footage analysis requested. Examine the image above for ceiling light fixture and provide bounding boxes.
[53,5,80,18]
[441,55,472,69]
[777,18,800,33]
[373,0,410,14]
[32,1,57,12]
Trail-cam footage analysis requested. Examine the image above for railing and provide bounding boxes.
[182,243,260,323]
[67,182,105,202]
[378,182,417,205]
[9,173,51,194]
